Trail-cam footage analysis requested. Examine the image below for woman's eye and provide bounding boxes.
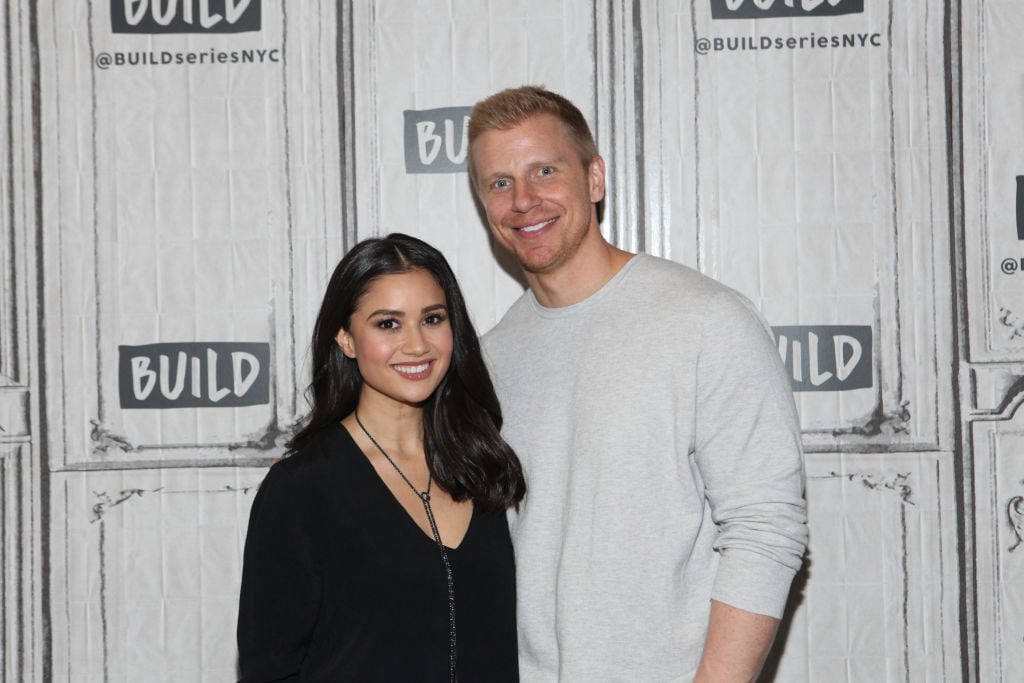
[376,318,399,330]
[424,313,447,326]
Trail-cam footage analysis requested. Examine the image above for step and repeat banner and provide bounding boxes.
[0,0,1020,680]
[35,1,346,680]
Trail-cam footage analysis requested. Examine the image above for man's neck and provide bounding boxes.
[527,239,635,308]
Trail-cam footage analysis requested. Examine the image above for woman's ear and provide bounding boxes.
[336,329,356,359]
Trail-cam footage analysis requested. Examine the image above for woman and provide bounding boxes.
[237,233,525,681]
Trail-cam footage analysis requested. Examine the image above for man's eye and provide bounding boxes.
[493,179,510,190]
[539,166,554,176]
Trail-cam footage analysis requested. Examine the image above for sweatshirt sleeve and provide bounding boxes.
[693,289,809,619]
[237,459,324,681]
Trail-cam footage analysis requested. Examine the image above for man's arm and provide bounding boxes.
[691,290,807,680]
[694,599,779,683]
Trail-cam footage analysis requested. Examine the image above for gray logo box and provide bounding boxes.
[119,342,271,408]
[1016,175,1023,240]
[771,325,872,392]
[403,107,472,174]
[111,0,261,34]
[710,0,863,20]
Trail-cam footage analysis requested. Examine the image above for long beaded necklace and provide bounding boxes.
[355,411,457,683]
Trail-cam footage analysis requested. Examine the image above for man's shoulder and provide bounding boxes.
[629,254,739,303]
[481,290,534,346]
[628,256,777,343]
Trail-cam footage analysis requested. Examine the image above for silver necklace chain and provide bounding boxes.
[355,411,457,683]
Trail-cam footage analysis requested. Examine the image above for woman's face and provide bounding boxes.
[336,269,454,409]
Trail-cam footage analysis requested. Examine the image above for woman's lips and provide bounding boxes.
[391,361,433,379]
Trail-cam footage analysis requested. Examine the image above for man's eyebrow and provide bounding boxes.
[479,171,508,185]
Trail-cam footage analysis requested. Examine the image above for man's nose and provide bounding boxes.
[512,181,539,212]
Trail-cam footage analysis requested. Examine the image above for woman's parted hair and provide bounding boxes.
[287,232,525,512]
[467,85,599,189]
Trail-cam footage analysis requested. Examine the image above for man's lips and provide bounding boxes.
[391,361,434,379]
[513,217,556,234]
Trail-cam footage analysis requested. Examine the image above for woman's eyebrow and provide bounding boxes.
[365,308,404,318]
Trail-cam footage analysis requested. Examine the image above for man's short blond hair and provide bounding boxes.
[467,86,599,190]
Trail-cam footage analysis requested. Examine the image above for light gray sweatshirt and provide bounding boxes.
[482,254,808,682]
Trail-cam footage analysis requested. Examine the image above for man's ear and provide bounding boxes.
[588,155,606,203]
[336,329,356,359]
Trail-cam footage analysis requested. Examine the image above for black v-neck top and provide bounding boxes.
[237,423,518,681]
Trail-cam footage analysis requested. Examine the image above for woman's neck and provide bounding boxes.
[352,392,425,457]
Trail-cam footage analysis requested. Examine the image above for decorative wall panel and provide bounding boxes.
[348,0,599,333]
[48,468,263,682]
[0,1,1015,680]
[1,445,43,683]
[772,452,961,682]
[959,1,1024,678]
[969,418,1024,681]
[2,1,43,680]
[627,1,953,452]
[962,0,1024,363]
[36,1,345,468]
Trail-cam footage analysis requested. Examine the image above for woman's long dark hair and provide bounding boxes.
[287,233,525,512]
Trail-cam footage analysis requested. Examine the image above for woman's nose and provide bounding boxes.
[402,326,429,354]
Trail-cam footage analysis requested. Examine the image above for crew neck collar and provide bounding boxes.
[527,253,644,317]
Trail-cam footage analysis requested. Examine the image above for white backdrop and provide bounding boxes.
[0,1,1020,681]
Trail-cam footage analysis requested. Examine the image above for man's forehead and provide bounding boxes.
[473,124,574,163]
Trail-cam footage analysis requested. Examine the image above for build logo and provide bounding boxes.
[119,342,271,408]
[711,0,864,19]
[403,107,472,174]
[772,325,872,392]
[111,0,261,34]
[1017,175,1024,240]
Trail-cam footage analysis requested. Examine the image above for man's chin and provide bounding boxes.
[520,257,561,275]
[506,240,572,275]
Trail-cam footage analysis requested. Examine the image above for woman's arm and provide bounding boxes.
[237,462,322,682]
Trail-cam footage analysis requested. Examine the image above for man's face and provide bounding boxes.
[471,114,604,275]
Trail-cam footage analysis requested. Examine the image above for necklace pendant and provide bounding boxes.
[420,491,431,502]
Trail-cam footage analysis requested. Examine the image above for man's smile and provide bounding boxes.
[515,218,557,234]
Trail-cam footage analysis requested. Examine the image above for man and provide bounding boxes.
[468,85,808,682]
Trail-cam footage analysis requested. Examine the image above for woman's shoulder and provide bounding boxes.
[268,422,359,486]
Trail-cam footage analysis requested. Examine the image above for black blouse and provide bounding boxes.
[237,423,518,682]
